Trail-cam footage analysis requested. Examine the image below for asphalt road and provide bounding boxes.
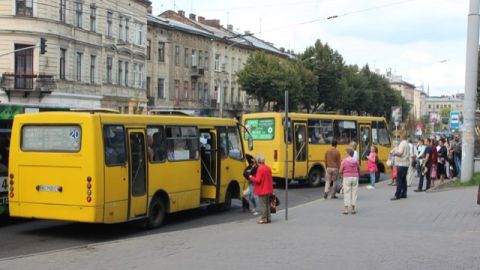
[0,176,386,259]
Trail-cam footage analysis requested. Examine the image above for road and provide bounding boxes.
[0,176,386,259]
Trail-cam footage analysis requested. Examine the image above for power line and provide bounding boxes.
[254,0,416,35]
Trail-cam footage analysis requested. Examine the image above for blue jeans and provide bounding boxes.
[370,172,376,187]
[454,155,462,177]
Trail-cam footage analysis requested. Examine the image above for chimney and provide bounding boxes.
[244,30,251,35]
[147,6,152,14]
[198,16,206,24]
[189,13,196,21]
[227,24,233,31]
[280,47,285,52]
[205,19,221,28]
[178,10,185,17]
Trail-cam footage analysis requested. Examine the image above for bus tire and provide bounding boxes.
[146,196,166,229]
[308,167,323,187]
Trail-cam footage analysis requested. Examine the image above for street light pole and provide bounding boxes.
[461,0,479,182]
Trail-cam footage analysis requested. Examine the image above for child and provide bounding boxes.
[367,145,378,189]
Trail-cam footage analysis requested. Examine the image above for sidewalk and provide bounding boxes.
[2,178,480,270]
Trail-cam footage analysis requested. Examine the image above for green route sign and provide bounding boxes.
[245,118,275,140]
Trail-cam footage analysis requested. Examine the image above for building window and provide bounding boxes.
[428,104,431,109]
[215,54,220,71]
[198,50,203,68]
[106,11,113,37]
[191,81,196,101]
[231,87,234,104]
[174,80,180,100]
[124,62,129,87]
[184,48,189,67]
[106,56,112,84]
[147,40,151,60]
[157,78,165,99]
[16,0,33,16]
[90,5,96,32]
[125,18,129,42]
[133,63,143,88]
[60,49,66,80]
[75,2,83,28]
[158,42,165,62]
[76,52,83,82]
[183,81,189,100]
[134,22,143,45]
[14,44,33,89]
[118,60,123,85]
[191,49,197,67]
[198,82,203,101]
[59,0,66,22]
[90,55,96,84]
[119,16,124,40]
[223,56,228,72]
[204,83,208,102]
[139,64,144,88]
[175,46,179,66]
[204,53,209,70]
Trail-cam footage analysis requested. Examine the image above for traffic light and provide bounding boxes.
[40,37,47,55]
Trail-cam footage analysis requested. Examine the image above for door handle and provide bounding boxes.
[226,166,230,170]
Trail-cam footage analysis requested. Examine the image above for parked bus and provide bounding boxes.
[8,112,252,228]
[242,112,391,187]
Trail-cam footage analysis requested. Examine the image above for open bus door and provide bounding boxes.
[127,130,148,218]
[200,129,218,201]
[359,124,372,175]
[293,122,308,179]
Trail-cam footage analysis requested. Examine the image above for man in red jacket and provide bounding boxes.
[249,154,274,224]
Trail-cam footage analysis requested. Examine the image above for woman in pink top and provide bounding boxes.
[367,145,378,189]
[339,148,360,215]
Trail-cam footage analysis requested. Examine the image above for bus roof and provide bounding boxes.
[242,112,386,122]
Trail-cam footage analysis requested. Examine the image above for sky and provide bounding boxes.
[153,0,469,97]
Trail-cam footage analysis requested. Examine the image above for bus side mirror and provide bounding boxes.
[248,135,253,151]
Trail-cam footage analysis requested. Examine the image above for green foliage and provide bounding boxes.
[237,39,410,117]
[446,173,480,187]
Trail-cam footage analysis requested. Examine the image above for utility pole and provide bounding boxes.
[461,0,479,182]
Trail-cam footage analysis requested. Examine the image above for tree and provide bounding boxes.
[299,40,345,112]
[237,52,285,111]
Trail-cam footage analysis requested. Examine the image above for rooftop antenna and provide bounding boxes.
[227,11,230,25]
[259,18,262,37]
[173,0,176,11]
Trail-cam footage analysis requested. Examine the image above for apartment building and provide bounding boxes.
[147,10,289,117]
[0,0,150,113]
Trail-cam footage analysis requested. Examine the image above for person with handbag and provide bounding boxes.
[339,148,360,214]
[437,138,448,185]
[406,139,417,187]
[415,138,433,192]
[249,154,273,224]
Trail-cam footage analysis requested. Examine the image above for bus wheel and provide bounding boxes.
[308,168,323,187]
[146,196,166,229]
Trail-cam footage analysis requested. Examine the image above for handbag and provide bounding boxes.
[430,165,437,179]
[269,194,280,213]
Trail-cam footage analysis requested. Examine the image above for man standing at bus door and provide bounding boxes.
[249,154,273,224]
[324,140,341,199]
[391,132,410,200]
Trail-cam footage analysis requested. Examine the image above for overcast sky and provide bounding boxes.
[153,0,468,97]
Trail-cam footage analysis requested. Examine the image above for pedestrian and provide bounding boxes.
[406,139,417,187]
[367,145,378,189]
[249,154,274,224]
[324,140,341,199]
[415,138,433,192]
[450,133,462,178]
[243,157,260,215]
[430,137,438,187]
[437,138,448,185]
[388,141,398,185]
[416,137,426,177]
[339,148,360,215]
[391,132,410,200]
[349,141,359,161]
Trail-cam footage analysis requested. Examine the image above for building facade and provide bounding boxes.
[0,0,150,113]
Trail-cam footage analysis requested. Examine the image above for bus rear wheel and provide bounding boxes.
[146,196,166,229]
[221,188,233,211]
[308,168,323,187]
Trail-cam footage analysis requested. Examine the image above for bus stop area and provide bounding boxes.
[2,180,480,270]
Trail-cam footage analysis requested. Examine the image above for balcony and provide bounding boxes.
[190,66,204,78]
[1,73,56,99]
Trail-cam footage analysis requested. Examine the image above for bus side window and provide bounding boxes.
[104,125,126,165]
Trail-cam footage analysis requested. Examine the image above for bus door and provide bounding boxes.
[200,129,218,200]
[128,130,147,218]
[293,122,307,178]
[359,124,372,172]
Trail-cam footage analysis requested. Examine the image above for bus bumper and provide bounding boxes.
[9,202,104,223]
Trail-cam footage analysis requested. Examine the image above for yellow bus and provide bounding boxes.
[8,112,251,228]
[242,112,391,187]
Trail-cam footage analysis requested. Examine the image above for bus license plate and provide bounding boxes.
[37,185,61,192]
